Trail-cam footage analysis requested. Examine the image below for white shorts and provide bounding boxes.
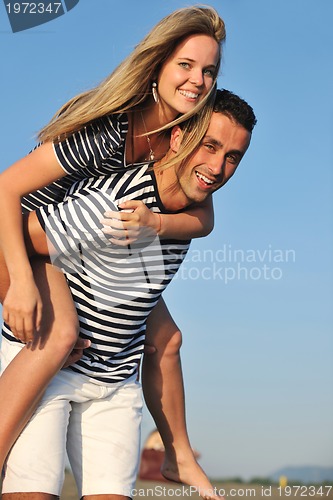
[1,338,143,497]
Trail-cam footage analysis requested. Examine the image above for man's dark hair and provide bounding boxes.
[163,87,256,189]
[177,87,256,149]
[214,89,257,132]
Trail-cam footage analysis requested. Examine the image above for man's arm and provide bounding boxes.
[143,298,223,499]
[143,297,187,460]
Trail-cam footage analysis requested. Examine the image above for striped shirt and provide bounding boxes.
[2,113,190,384]
[20,113,134,213]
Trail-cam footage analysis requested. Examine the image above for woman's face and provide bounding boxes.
[157,34,220,120]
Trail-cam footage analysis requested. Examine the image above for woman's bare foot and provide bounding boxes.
[161,452,224,500]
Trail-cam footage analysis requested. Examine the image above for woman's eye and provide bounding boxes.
[203,68,215,77]
[179,62,190,69]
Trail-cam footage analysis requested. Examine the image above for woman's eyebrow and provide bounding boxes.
[176,57,217,68]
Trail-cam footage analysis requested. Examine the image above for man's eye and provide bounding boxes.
[205,144,215,152]
[226,154,238,164]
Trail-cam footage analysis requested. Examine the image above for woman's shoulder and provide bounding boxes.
[96,112,128,136]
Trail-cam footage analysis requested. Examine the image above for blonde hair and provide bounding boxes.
[38,6,226,144]
[154,86,217,173]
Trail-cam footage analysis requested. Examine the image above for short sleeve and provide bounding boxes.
[53,114,125,175]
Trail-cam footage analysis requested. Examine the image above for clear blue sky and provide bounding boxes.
[1,0,332,481]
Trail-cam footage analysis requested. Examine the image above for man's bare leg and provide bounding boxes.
[143,298,223,500]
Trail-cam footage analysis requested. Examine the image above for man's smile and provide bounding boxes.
[195,169,216,187]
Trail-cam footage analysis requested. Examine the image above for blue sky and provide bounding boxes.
[1,0,332,481]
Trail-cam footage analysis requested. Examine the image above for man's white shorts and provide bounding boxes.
[1,337,143,497]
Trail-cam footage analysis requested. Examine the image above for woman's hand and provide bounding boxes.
[2,278,43,343]
[100,200,161,246]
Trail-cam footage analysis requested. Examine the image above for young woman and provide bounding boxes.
[0,6,225,499]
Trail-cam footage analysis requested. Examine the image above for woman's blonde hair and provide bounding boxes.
[38,5,226,144]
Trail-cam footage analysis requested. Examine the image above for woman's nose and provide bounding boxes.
[189,69,204,87]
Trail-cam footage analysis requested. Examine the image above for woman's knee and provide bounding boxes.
[49,314,79,354]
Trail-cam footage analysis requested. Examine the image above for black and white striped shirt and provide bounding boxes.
[2,113,190,384]
[21,113,133,213]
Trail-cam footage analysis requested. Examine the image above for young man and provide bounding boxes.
[0,89,256,499]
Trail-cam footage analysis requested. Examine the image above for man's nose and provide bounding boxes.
[208,157,224,177]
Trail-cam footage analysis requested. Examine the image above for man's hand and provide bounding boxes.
[63,339,154,373]
[62,338,91,368]
[63,339,153,371]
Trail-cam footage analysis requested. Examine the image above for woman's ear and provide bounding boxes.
[169,126,183,153]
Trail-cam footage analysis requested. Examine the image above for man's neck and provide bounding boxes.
[153,157,189,212]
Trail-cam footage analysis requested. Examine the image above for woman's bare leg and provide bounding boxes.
[143,298,223,500]
[0,221,80,470]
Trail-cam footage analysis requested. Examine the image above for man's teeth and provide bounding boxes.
[179,90,199,99]
[196,171,214,185]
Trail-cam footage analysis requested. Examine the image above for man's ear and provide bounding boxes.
[169,126,183,153]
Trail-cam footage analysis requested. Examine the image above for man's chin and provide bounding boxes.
[188,193,209,205]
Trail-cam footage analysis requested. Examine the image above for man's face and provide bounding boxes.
[175,112,251,205]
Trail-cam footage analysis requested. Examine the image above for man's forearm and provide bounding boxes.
[142,335,189,455]
[143,298,191,454]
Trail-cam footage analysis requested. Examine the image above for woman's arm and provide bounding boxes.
[160,196,214,239]
[101,196,214,245]
[0,142,67,339]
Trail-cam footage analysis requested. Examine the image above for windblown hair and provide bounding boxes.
[38,6,226,143]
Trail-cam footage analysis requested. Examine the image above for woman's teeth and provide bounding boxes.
[179,90,199,99]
